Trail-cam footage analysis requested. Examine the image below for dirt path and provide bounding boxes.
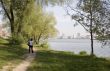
[1,53,36,71]
[12,53,36,71]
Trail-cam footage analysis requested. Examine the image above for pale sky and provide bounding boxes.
[46,6,89,37]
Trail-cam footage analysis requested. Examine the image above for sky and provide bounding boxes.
[46,6,89,37]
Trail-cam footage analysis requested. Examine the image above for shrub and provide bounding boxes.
[9,34,24,45]
[40,42,49,48]
[79,51,87,56]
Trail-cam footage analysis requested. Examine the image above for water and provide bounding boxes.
[48,39,110,57]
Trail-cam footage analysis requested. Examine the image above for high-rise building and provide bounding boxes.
[72,34,74,39]
[76,33,81,38]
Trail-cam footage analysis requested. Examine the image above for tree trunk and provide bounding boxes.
[37,33,42,44]
[90,27,94,55]
[0,0,14,35]
[90,0,94,56]
[10,0,15,35]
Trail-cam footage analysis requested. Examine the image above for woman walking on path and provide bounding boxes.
[28,38,34,53]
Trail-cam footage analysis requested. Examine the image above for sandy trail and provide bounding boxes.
[12,53,36,71]
[1,53,36,71]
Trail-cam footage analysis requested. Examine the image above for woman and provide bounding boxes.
[28,38,34,53]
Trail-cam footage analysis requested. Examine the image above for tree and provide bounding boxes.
[21,5,57,44]
[35,14,57,44]
[0,0,69,44]
[34,14,57,44]
[0,0,69,34]
[0,0,34,43]
[0,0,38,44]
[66,0,104,55]
[0,0,34,35]
[94,0,110,46]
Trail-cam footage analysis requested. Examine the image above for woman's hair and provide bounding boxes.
[30,38,33,41]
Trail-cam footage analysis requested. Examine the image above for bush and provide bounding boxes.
[9,34,24,45]
[0,37,8,44]
[79,51,87,56]
[40,42,49,48]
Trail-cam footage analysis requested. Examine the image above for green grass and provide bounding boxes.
[27,50,110,71]
[0,38,28,69]
[0,38,8,45]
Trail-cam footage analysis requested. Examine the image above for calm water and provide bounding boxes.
[48,39,110,57]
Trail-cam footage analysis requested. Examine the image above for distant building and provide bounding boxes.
[76,33,81,39]
[85,35,90,39]
[72,35,74,39]
[67,36,71,39]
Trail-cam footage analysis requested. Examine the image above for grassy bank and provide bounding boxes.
[0,38,28,69]
[27,50,110,71]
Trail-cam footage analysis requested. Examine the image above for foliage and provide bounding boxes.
[36,0,72,6]
[0,0,36,44]
[0,0,69,35]
[93,0,110,45]
[0,0,58,44]
[0,37,8,44]
[9,34,25,45]
[71,0,103,32]
[40,42,50,48]
[21,5,57,44]
[65,0,107,55]
[77,0,110,45]
[79,51,87,56]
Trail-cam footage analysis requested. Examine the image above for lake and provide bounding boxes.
[48,39,110,57]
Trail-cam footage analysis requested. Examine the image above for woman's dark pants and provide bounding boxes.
[29,45,34,53]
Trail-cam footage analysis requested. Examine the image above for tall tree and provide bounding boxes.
[0,0,69,35]
[0,0,70,44]
[66,0,104,55]
[0,0,33,35]
[22,5,57,44]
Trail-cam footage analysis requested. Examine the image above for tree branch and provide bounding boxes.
[67,4,90,19]
[0,0,11,22]
[76,20,89,32]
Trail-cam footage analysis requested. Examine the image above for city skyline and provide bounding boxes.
[57,32,91,39]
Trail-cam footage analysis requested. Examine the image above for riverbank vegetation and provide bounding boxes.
[27,49,110,71]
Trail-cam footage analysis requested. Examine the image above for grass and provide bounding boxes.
[0,38,8,45]
[0,38,110,71]
[0,38,28,69]
[27,50,110,71]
